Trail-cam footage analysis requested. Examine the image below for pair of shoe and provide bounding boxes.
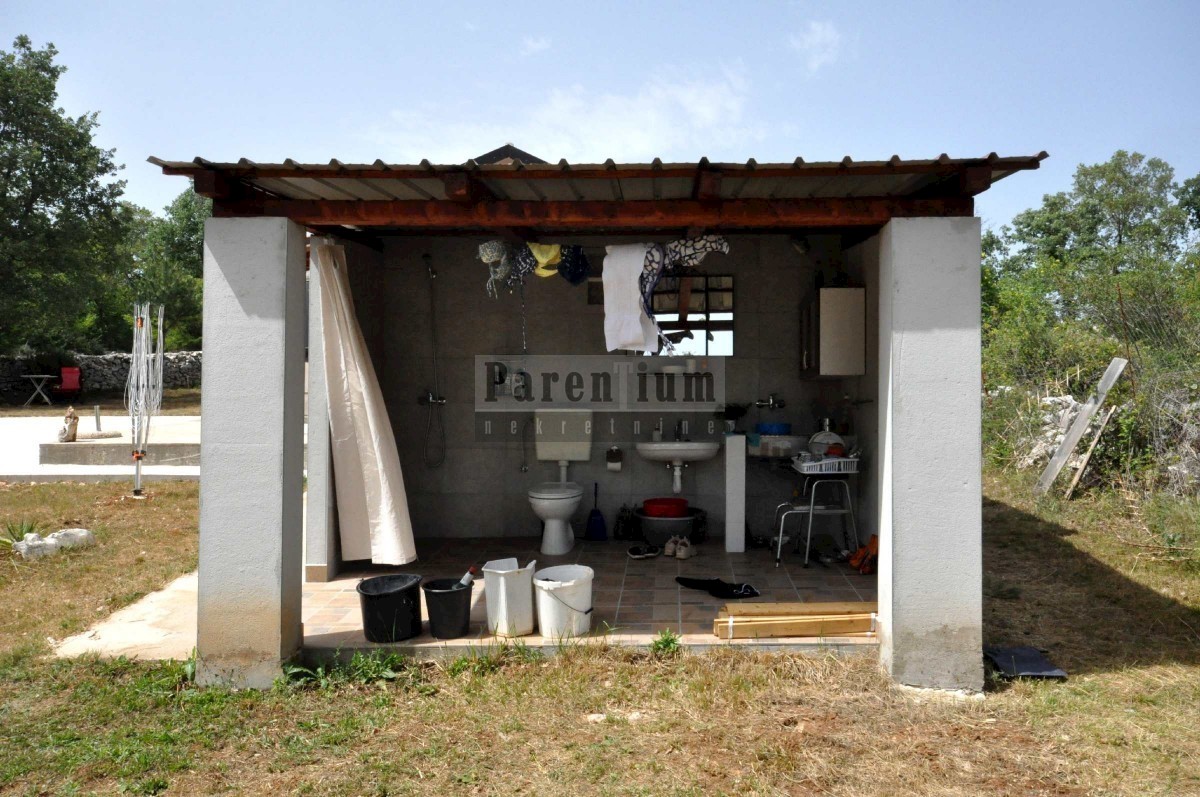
[663,536,695,560]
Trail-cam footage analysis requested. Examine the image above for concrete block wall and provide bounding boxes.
[344,234,851,549]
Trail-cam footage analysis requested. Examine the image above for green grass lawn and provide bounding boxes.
[0,473,1197,795]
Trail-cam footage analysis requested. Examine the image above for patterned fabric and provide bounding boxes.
[557,245,590,285]
[478,241,512,298]
[639,235,730,318]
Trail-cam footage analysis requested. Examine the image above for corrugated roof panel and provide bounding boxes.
[250,177,322,200]
[619,178,654,201]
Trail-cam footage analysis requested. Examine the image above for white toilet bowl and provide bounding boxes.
[529,481,584,555]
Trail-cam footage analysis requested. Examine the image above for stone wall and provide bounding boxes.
[0,351,202,396]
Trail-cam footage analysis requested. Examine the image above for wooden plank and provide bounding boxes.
[1063,405,1117,500]
[713,614,875,639]
[210,196,975,229]
[1035,358,1127,496]
[722,601,877,617]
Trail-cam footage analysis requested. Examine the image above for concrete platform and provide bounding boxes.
[56,538,878,665]
[0,416,201,483]
[40,440,199,466]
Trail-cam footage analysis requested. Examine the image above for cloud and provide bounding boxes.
[789,21,841,73]
[520,36,551,56]
[365,65,768,164]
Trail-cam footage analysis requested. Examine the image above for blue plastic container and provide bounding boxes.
[755,422,792,435]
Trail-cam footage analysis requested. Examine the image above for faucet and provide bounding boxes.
[755,393,786,410]
[674,419,684,441]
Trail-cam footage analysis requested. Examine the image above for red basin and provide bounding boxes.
[643,498,689,518]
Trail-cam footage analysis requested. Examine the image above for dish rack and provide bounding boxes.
[791,456,860,475]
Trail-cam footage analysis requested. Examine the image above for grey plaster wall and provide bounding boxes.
[348,234,852,544]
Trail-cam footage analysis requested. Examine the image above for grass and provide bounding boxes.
[0,472,1198,794]
[0,387,201,417]
[0,481,199,655]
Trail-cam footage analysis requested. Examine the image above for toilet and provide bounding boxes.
[528,409,593,555]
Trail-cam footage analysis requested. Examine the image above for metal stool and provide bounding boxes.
[773,477,858,568]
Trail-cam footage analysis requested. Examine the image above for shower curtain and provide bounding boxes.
[313,241,417,565]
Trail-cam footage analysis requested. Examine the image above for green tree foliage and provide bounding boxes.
[128,190,210,349]
[0,36,127,354]
[983,150,1200,387]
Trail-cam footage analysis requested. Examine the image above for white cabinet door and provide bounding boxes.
[802,287,865,377]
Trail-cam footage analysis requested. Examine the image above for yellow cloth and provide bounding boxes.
[527,243,562,277]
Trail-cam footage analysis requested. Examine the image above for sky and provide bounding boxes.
[4,0,1198,230]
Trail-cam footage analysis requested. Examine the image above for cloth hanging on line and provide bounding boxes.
[603,243,659,352]
[557,245,590,284]
[314,241,417,565]
[528,243,562,277]
[479,241,591,293]
[640,235,730,319]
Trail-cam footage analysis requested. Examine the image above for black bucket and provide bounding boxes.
[356,574,422,643]
[421,578,473,639]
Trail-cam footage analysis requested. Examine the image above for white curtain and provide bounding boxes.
[313,241,417,565]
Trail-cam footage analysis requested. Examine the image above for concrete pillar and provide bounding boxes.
[876,217,983,691]
[198,217,307,687]
[304,245,336,583]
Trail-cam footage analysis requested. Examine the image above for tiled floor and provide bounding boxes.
[303,537,878,656]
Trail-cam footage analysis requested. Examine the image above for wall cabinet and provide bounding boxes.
[799,287,865,377]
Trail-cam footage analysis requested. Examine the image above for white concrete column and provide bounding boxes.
[198,217,307,687]
[304,244,336,583]
[877,217,983,691]
[724,435,746,552]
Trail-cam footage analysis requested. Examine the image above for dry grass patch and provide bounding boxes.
[983,470,1200,795]
[0,474,1198,795]
[1,647,1083,797]
[0,481,199,654]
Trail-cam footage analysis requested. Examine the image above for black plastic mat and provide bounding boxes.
[984,646,1067,680]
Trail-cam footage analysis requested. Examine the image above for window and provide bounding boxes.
[650,275,734,356]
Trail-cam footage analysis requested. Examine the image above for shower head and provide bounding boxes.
[422,253,436,279]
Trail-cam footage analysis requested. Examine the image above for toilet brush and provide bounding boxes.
[585,483,607,541]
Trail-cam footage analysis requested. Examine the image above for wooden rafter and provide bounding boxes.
[209,196,974,230]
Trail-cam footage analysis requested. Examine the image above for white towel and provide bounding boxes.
[603,244,659,352]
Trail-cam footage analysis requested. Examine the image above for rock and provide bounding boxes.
[12,528,94,560]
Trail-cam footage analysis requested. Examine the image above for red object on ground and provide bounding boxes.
[643,498,689,518]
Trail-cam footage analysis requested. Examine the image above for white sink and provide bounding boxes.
[636,441,721,463]
[635,441,722,494]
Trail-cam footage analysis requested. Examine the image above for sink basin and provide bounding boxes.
[636,441,721,493]
[635,441,721,463]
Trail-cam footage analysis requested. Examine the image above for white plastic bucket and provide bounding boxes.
[482,557,537,637]
[533,565,594,640]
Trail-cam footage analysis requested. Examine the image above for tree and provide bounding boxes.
[983,151,1200,385]
[0,36,127,354]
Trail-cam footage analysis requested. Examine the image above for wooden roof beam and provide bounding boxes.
[210,196,974,230]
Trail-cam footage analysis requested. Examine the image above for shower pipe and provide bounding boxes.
[417,253,446,467]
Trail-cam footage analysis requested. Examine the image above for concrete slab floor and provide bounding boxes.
[0,416,201,483]
[56,537,877,664]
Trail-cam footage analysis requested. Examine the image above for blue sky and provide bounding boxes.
[5,0,1198,229]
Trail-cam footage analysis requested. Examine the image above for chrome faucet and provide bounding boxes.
[755,393,786,410]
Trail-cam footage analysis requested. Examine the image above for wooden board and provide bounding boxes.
[721,601,877,617]
[1064,405,1117,500]
[713,613,875,639]
[1035,357,1127,496]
